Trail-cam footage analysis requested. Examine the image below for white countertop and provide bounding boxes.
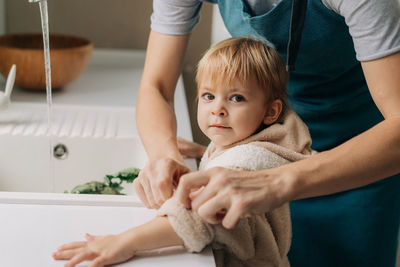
[0,192,214,267]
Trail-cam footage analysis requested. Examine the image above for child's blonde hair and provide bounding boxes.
[196,37,289,115]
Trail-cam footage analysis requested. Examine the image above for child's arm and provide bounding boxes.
[53,216,183,267]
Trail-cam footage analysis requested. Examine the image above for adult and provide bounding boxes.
[134,0,400,266]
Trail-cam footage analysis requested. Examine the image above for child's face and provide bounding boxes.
[197,77,271,149]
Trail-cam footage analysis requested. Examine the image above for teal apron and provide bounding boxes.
[214,0,400,266]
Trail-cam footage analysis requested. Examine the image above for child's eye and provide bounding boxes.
[202,93,214,101]
[230,94,245,102]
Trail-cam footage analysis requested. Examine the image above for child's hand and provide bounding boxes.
[177,137,207,159]
[53,233,136,267]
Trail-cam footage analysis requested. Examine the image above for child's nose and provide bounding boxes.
[211,101,227,116]
[211,110,226,116]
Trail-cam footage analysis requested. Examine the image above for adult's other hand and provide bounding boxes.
[134,158,190,209]
[176,166,295,229]
[177,137,207,159]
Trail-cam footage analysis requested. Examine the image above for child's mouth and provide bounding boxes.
[210,124,230,129]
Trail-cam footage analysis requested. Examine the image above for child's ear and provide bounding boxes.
[263,99,283,125]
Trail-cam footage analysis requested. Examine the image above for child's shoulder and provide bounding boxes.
[205,143,290,171]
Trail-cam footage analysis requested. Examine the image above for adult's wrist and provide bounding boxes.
[149,152,185,166]
[147,142,185,165]
[282,154,325,201]
[263,163,305,205]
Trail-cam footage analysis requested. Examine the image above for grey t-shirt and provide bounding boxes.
[151,0,400,61]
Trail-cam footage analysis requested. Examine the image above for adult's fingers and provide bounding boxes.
[133,178,150,208]
[152,166,174,206]
[176,170,212,208]
[176,137,192,157]
[135,159,189,209]
[221,200,245,229]
[153,159,190,204]
[188,186,204,199]
[191,182,218,212]
[196,195,231,225]
[138,171,158,208]
[177,137,206,158]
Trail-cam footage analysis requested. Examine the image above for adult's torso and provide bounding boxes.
[217,0,380,151]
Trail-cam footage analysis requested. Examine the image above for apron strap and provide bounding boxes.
[286,0,308,71]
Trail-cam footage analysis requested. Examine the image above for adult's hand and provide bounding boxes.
[134,158,190,209]
[176,166,295,229]
[177,137,207,159]
[135,31,191,209]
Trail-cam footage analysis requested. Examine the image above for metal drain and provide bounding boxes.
[53,143,68,160]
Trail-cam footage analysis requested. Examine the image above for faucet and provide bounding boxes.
[28,0,43,2]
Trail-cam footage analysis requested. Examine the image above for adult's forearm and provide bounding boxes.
[284,117,400,200]
[136,87,183,162]
[136,31,189,162]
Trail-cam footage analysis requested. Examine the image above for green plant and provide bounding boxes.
[66,167,140,195]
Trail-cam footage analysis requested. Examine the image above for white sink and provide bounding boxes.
[0,49,195,194]
[0,102,146,194]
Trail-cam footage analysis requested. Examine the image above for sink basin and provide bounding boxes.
[0,102,146,194]
[0,102,211,266]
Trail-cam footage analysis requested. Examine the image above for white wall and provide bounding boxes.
[0,0,5,34]
[5,0,212,68]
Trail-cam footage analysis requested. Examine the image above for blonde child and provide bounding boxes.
[53,37,314,267]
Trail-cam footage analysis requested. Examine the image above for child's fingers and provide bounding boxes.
[85,233,96,241]
[53,248,82,260]
[88,256,108,267]
[57,241,86,251]
[66,250,95,267]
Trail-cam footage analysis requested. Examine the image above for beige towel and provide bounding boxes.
[158,109,314,267]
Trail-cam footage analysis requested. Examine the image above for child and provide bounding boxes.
[53,37,314,267]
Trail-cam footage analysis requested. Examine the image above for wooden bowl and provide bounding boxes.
[0,33,93,90]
